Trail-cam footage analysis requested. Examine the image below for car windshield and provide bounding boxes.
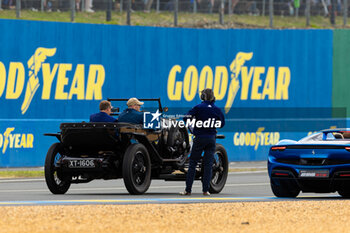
[299,131,350,142]
[109,99,162,116]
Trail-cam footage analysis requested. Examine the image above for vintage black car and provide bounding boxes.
[44,98,228,195]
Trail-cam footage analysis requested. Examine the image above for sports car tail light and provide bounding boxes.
[274,172,289,176]
[339,173,350,177]
[271,146,286,151]
[345,147,350,152]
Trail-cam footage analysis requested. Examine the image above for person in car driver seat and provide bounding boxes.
[90,100,117,122]
[117,98,144,124]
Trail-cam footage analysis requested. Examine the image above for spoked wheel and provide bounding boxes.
[209,143,229,194]
[123,144,151,195]
[44,143,71,194]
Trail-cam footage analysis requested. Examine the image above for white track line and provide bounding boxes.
[0,171,266,183]
[0,178,45,183]
[0,183,269,193]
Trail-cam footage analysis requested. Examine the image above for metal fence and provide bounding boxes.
[0,0,348,26]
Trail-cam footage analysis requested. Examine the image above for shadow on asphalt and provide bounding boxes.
[65,192,181,196]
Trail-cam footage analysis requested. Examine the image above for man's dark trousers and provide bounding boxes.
[185,136,216,193]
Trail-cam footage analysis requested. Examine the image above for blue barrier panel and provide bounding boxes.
[0,19,334,166]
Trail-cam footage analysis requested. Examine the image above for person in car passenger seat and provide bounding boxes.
[117,98,144,124]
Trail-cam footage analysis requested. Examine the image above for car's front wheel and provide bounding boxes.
[270,178,300,198]
[44,143,71,194]
[122,143,152,195]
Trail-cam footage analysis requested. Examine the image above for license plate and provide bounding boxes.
[68,159,95,168]
[299,170,329,178]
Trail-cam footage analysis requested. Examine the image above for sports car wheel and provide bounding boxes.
[338,189,350,198]
[209,143,228,194]
[270,179,300,198]
[123,143,151,195]
[44,143,71,194]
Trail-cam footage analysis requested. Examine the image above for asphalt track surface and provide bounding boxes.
[0,171,343,206]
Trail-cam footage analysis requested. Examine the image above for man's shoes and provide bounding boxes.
[203,192,211,196]
[179,191,191,196]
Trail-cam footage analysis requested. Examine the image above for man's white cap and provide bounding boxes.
[127,98,144,107]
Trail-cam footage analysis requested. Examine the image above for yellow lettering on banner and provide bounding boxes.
[9,134,15,148]
[86,65,105,100]
[274,132,280,144]
[0,134,3,147]
[167,65,182,101]
[269,133,275,145]
[213,66,228,100]
[245,133,250,146]
[0,62,6,98]
[183,65,198,101]
[250,133,256,146]
[27,134,34,148]
[42,63,58,99]
[233,129,280,150]
[264,132,269,145]
[276,67,291,100]
[239,132,244,146]
[262,67,275,100]
[6,62,25,99]
[233,133,239,145]
[20,134,26,148]
[55,64,72,100]
[69,64,85,100]
[251,67,265,100]
[240,67,254,100]
[198,66,213,95]
[14,134,20,148]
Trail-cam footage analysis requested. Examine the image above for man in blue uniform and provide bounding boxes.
[180,88,225,196]
[118,97,144,124]
[90,100,117,122]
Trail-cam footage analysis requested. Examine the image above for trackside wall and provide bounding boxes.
[0,19,336,166]
[333,30,350,117]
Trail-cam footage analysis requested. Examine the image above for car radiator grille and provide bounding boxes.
[275,158,350,166]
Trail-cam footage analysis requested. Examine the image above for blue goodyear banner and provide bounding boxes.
[0,19,334,166]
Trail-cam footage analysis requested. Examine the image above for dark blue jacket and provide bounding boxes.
[184,101,225,138]
[90,112,117,122]
[118,108,143,124]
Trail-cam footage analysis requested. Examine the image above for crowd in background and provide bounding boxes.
[0,0,345,17]
[0,0,94,11]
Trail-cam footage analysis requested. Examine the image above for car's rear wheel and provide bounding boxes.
[123,143,151,195]
[209,143,228,194]
[338,189,350,198]
[45,143,71,194]
[270,178,300,198]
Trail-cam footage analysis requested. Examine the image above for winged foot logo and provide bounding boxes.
[0,47,106,114]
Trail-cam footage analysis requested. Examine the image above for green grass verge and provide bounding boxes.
[0,170,44,178]
[0,9,350,28]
